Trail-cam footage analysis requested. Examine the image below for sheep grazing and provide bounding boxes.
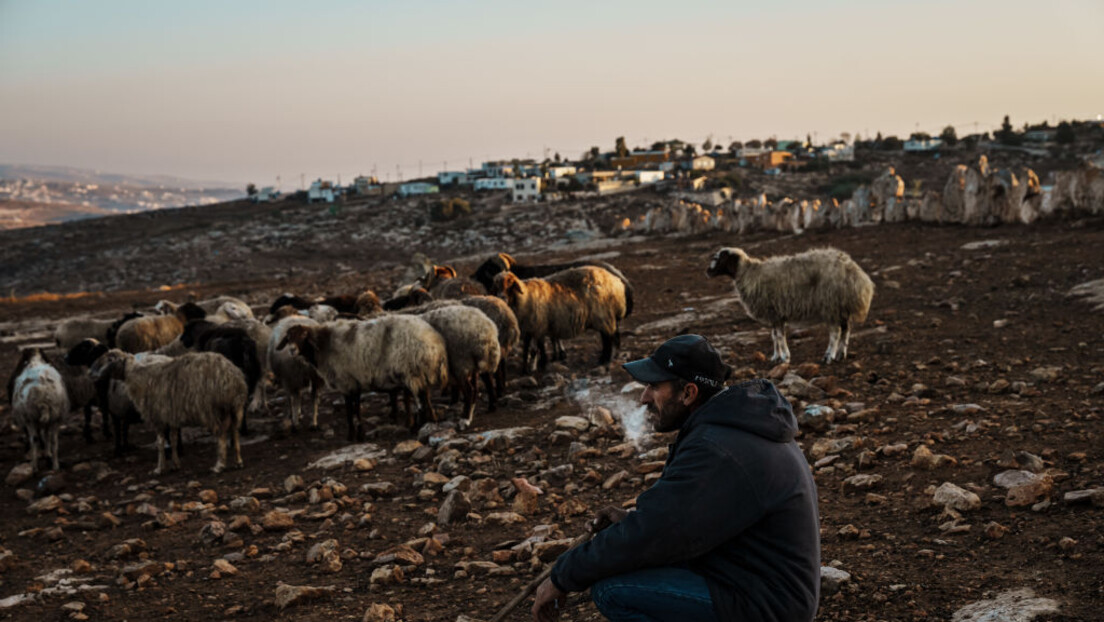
[355,290,383,315]
[115,303,206,353]
[8,349,69,473]
[267,316,324,430]
[267,291,375,318]
[383,286,434,311]
[54,317,116,350]
[158,298,254,324]
[91,350,247,474]
[179,320,263,434]
[491,265,629,369]
[276,316,449,438]
[402,304,501,428]
[706,246,875,363]
[40,350,100,444]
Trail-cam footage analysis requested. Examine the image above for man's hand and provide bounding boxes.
[587,505,630,534]
[531,577,567,622]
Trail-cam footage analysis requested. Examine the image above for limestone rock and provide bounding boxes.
[820,566,851,596]
[438,490,471,526]
[485,512,526,526]
[555,416,590,432]
[212,559,238,576]
[5,464,34,487]
[933,482,981,512]
[911,445,957,470]
[951,588,1059,621]
[843,474,883,491]
[274,583,336,610]
[1005,474,1053,508]
[369,565,404,585]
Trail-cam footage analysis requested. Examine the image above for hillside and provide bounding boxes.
[0,179,1101,621]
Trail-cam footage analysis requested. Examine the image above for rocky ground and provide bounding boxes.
[0,193,1101,621]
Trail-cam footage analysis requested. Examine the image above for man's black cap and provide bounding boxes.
[622,334,729,389]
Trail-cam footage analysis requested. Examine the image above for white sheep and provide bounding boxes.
[276,315,449,438]
[404,304,500,428]
[707,246,875,363]
[91,349,248,474]
[9,349,69,473]
[267,316,324,430]
[491,265,629,370]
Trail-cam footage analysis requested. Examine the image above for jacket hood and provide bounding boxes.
[681,379,796,443]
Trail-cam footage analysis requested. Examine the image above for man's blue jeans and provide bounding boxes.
[590,566,719,622]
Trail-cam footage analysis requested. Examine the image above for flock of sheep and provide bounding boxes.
[6,246,874,477]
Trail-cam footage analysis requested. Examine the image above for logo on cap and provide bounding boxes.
[667,358,674,368]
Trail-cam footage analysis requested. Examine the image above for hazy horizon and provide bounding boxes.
[2,0,1102,188]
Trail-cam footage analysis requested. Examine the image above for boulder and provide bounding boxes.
[933,482,981,512]
[274,583,336,611]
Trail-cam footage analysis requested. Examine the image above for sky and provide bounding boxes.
[1,0,1102,188]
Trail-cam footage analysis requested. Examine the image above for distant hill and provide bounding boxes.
[0,164,243,229]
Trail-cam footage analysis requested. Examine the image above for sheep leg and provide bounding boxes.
[231,409,244,469]
[769,326,783,363]
[495,357,507,397]
[459,375,476,430]
[170,426,182,471]
[419,388,438,428]
[599,332,614,365]
[520,335,533,373]
[238,409,250,437]
[213,420,228,474]
[153,429,167,476]
[344,391,363,442]
[288,391,301,432]
[824,324,841,364]
[536,338,549,371]
[309,382,320,429]
[553,338,567,362]
[837,319,852,361]
[403,391,415,429]
[26,427,39,475]
[388,390,401,423]
[82,404,95,444]
[481,371,497,412]
[50,424,60,472]
[778,323,791,363]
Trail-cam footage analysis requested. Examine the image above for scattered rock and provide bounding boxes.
[284,475,305,493]
[933,482,981,512]
[26,495,62,514]
[5,464,34,487]
[911,445,957,470]
[1028,366,1062,383]
[554,416,590,432]
[212,559,238,576]
[438,490,472,526]
[364,603,397,622]
[369,565,404,585]
[820,566,851,596]
[984,521,1009,539]
[843,474,883,491]
[485,512,526,526]
[106,538,147,560]
[950,588,1059,621]
[274,583,336,610]
[1005,474,1053,508]
[262,510,295,531]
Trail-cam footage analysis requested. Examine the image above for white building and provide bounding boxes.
[546,165,577,179]
[307,179,335,203]
[904,138,943,152]
[251,186,278,203]
[399,182,439,197]
[475,178,512,191]
[512,178,541,203]
[686,155,715,171]
[634,170,665,184]
[821,143,855,162]
[437,171,470,186]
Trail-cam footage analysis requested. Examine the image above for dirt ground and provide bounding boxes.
[0,205,1101,621]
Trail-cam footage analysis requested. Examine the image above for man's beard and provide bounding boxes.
[650,399,690,433]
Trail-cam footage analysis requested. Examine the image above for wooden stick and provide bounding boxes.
[487,531,592,622]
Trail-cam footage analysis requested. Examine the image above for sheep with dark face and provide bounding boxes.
[91,349,247,474]
[422,265,486,299]
[267,316,324,430]
[66,339,171,456]
[491,265,629,370]
[8,349,69,473]
[706,246,875,363]
[276,316,448,438]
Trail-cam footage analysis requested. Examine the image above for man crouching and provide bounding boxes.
[532,334,820,622]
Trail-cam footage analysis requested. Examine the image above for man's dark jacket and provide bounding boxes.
[551,379,821,621]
